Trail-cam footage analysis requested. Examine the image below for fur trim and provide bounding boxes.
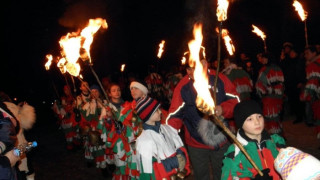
[19,104,36,130]
[197,118,227,148]
[4,102,36,130]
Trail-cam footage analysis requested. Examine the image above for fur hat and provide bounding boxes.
[233,100,263,129]
[130,80,148,95]
[274,147,320,180]
[135,96,160,122]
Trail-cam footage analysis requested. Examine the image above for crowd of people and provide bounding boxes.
[1,42,320,179]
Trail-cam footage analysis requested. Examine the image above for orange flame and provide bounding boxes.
[80,18,108,62]
[57,58,67,74]
[121,64,126,72]
[45,54,53,70]
[188,23,215,114]
[157,40,165,58]
[221,29,235,56]
[59,32,82,76]
[215,28,235,56]
[56,18,108,77]
[293,0,307,21]
[252,25,266,41]
[181,51,189,65]
[217,0,229,22]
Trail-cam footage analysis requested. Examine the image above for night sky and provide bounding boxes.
[2,0,320,105]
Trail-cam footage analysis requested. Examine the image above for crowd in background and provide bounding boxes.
[1,41,320,179]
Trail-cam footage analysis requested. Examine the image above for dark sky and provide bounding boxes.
[2,0,320,104]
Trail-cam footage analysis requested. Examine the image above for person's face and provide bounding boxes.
[91,89,100,99]
[240,53,247,61]
[186,67,194,80]
[130,87,145,100]
[223,59,230,68]
[64,87,71,96]
[283,46,291,54]
[242,113,264,139]
[304,49,317,61]
[109,85,121,99]
[261,57,268,65]
[80,82,89,93]
[148,108,162,123]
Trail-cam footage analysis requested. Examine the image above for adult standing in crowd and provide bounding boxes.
[300,45,320,138]
[279,42,305,124]
[166,59,239,180]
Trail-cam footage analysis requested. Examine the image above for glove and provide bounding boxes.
[252,169,273,180]
[176,154,186,172]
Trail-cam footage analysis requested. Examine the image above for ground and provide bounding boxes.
[27,104,319,180]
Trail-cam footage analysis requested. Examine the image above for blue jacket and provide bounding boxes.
[0,101,19,180]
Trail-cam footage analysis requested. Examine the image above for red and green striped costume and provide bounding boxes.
[300,56,320,137]
[256,64,284,134]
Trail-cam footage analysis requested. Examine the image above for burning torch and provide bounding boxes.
[214,0,229,103]
[293,0,308,47]
[252,25,267,53]
[189,23,263,176]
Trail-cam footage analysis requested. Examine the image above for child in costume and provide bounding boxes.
[221,100,285,180]
[135,96,190,179]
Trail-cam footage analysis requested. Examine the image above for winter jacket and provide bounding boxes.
[0,101,19,180]
[221,129,285,180]
[166,70,239,149]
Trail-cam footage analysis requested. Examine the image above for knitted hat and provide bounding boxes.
[274,147,320,180]
[130,80,148,95]
[135,96,160,122]
[90,84,101,95]
[233,100,263,129]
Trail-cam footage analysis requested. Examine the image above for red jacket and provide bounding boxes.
[166,70,239,149]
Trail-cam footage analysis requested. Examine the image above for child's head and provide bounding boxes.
[108,83,121,100]
[234,100,264,137]
[90,84,101,99]
[135,96,161,124]
[130,80,148,100]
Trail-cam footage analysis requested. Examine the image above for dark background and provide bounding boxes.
[2,0,320,105]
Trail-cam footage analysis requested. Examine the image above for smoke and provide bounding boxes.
[58,0,107,29]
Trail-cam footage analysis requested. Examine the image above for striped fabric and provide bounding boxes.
[135,96,160,122]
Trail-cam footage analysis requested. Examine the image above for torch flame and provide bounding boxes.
[181,51,189,65]
[59,32,82,77]
[80,18,108,62]
[57,58,67,74]
[215,28,235,56]
[293,0,307,21]
[121,64,126,72]
[252,25,266,41]
[157,40,165,58]
[188,23,215,114]
[56,18,108,77]
[45,54,53,70]
[222,29,235,56]
[217,0,229,22]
